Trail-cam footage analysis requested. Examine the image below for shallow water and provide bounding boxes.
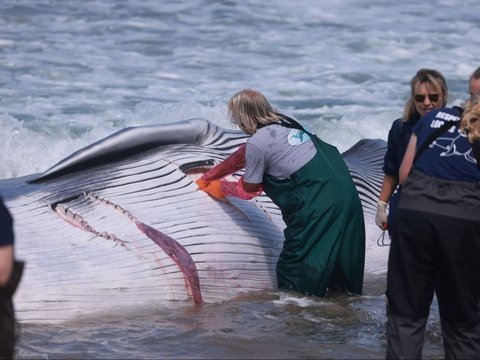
[1,0,478,358]
[15,277,444,359]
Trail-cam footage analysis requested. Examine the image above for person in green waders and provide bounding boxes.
[196,89,365,297]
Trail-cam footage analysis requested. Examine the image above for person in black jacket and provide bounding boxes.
[375,69,447,237]
[386,101,480,359]
[0,197,23,359]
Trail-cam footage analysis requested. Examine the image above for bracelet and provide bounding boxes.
[377,200,388,207]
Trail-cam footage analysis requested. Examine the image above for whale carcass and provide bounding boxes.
[0,118,387,324]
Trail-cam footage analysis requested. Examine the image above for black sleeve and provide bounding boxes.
[473,140,480,169]
[382,119,401,176]
[0,197,14,246]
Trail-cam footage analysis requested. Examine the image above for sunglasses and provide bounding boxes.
[414,94,440,103]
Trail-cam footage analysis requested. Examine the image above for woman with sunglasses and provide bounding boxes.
[375,69,448,237]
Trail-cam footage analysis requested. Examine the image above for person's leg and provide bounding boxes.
[441,321,480,360]
[328,202,365,295]
[434,215,480,359]
[386,315,428,359]
[386,208,436,359]
[0,295,15,360]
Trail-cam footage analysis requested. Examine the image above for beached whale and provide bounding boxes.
[0,118,387,324]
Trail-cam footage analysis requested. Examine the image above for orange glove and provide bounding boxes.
[195,178,210,190]
[197,179,225,200]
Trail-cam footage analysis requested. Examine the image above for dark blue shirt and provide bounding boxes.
[383,114,420,177]
[0,197,14,246]
[413,107,480,181]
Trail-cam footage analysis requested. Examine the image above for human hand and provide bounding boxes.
[375,201,388,230]
[195,178,210,190]
[196,179,225,200]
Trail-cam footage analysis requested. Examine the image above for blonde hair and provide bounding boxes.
[402,68,448,122]
[228,89,281,135]
[461,96,480,144]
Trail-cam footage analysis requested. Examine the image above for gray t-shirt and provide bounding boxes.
[243,123,317,183]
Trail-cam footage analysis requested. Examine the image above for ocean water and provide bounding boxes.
[1,0,478,358]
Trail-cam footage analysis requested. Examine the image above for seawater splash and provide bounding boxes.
[0,0,478,181]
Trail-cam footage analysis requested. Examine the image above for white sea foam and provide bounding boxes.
[0,0,478,180]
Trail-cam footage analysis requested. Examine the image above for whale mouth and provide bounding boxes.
[50,191,203,304]
[178,159,215,175]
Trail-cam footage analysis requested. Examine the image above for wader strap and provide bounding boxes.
[263,113,309,133]
[414,121,457,164]
[277,115,306,132]
[414,106,479,167]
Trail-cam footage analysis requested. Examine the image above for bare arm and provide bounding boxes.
[379,175,398,203]
[0,245,14,287]
[399,134,417,185]
[243,181,263,193]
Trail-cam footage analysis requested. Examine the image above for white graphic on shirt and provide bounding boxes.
[429,128,477,164]
[288,129,311,145]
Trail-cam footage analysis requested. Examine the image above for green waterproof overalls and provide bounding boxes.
[262,118,365,297]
